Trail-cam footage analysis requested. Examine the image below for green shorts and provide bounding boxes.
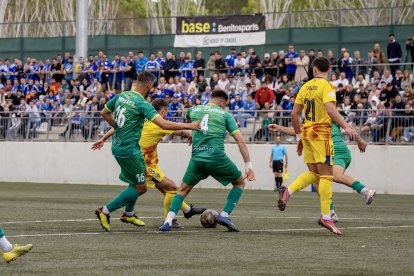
[182,157,242,186]
[115,155,146,185]
[333,143,352,170]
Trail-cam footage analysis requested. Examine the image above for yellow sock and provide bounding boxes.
[319,175,333,216]
[181,201,190,213]
[289,172,320,193]
[163,192,176,218]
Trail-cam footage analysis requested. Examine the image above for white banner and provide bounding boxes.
[174,31,266,48]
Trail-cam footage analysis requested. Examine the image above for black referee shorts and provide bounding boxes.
[272,160,284,173]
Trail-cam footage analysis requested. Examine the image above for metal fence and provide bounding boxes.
[0,6,414,38]
[1,110,413,145]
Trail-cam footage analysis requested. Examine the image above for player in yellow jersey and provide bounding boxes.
[274,57,358,236]
[92,99,206,228]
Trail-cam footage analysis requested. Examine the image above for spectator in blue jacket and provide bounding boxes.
[144,53,161,80]
[285,45,298,81]
[387,33,402,77]
[341,52,353,82]
[200,86,212,105]
[237,94,256,128]
[179,56,194,82]
[135,51,149,73]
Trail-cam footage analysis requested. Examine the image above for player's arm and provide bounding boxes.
[268,124,296,136]
[172,130,192,145]
[291,103,304,156]
[325,102,358,140]
[269,151,273,168]
[232,131,255,181]
[91,128,114,150]
[101,106,115,128]
[284,149,288,168]
[152,116,200,131]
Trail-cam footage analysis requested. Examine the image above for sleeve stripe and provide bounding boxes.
[150,114,160,121]
[104,105,112,112]
[230,129,240,135]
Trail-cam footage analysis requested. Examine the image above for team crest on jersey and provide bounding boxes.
[328,91,335,98]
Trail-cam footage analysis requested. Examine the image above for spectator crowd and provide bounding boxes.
[0,33,414,142]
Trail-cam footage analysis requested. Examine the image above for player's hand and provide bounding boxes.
[186,136,192,146]
[296,139,303,156]
[244,168,256,181]
[357,138,367,153]
[269,162,272,168]
[268,124,280,132]
[91,139,105,150]
[345,126,358,140]
[189,121,201,130]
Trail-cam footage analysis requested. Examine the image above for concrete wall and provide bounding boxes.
[0,142,412,194]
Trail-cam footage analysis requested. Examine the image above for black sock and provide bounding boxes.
[276,177,283,189]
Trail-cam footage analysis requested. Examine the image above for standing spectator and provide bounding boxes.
[122,56,134,91]
[373,43,386,74]
[365,50,378,78]
[156,50,165,71]
[285,45,298,80]
[178,57,194,82]
[164,52,176,81]
[225,48,237,75]
[317,50,324,58]
[175,51,186,70]
[144,53,161,80]
[308,49,316,80]
[294,50,309,82]
[111,54,122,93]
[262,53,273,77]
[255,82,275,110]
[135,51,149,73]
[50,58,63,83]
[352,50,365,77]
[63,56,74,82]
[327,50,337,72]
[206,52,216,77]
[337,47,348,73]
[406,34,414,70]
[193,51,205,76]
[387,33,402,77]
[274,50,286,77]
[336,84,346,105]
[246,52,262,79]
[234,53,246,76]
[214,51,226,74]
[341,52,353,82]
[99,55,112,90]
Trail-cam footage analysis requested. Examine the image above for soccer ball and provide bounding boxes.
[200,209,218,228]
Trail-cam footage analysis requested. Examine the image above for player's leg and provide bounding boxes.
[96,156,147,231]
[333,165,376,204]
[273,161,284,190]
[0,227,32,263]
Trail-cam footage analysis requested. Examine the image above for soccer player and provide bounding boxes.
[95,72,200,232]
[275,57,358,236]
[92,98,206,228]
[269,135,288,191]
[0,227,32,263]
[268,123,376,221]
[159,90,256,232]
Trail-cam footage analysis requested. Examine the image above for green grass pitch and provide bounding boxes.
[0,182,413,275]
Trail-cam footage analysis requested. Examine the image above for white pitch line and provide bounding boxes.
[2,215,413,225]
[8,225,414,238]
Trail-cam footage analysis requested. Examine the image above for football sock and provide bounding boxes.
[165,211,176,226]
[124,211,135,216]
[106,186,141,213]
[223,186,244,215]
[319,175,333,217]
[0,229,13,252]
[275,176,283,189]
[351,181,366,194]
[102,206,110,215]
[125,198,137,213]
[168,194,185,214]
[322,214,331,220]
[330,199,334,211]
[360,188,368,196]
[289,172,319,193]
[220,211,229,218]
[164,191,191,217]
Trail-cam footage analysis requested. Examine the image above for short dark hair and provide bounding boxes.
[152,98,169,111]
[389,33,395,37]
[312,57,330,73]
[211,89,228,102]
[138,51,144,54]
[137,71,156,85]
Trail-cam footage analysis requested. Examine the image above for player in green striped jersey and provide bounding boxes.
[95,72,200,232]
[160,90,256,232]
[269,122,376,221]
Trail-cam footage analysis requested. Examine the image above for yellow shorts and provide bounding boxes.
[302,139,334,165]
[143,147,165,188]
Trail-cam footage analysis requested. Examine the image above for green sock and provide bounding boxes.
[351,181,366,194]
[168,194,185,214]
[125,198,137,213]
[106,185,141,212]
[330,199,334,211]
[0,227,4,238]
[223,186,244,214]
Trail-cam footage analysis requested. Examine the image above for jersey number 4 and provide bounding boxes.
[115,106,126,128]
[201,114,209,134]
[304,99,315,122]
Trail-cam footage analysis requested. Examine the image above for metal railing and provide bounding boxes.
[1,110,413,145]
[0,6,413,38]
